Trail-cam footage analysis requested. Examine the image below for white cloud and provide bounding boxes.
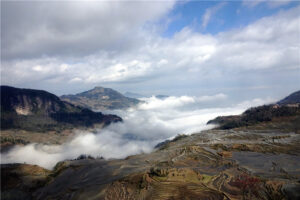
[243,0,292,8]
[1,1,176,59]
[268,0,292,8]
[32,65,44,72]
[3,5,299,84]
[138,94,227,110]
[243,0,267,8]
[70,77,82,83]
[139,95,195,110]
[237,97,276,108]
[1,3,299,97]
[197,93,227,102]
[202,2,226,29]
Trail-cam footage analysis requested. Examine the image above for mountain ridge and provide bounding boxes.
[277,90,300,105]
[207,90,300,130]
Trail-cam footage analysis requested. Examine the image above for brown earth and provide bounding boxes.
[2,126,300,200]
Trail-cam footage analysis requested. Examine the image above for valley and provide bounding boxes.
[1,87,300,200]
[2,122,300,199]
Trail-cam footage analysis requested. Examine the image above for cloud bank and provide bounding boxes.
[0,95,274,169]
[1,1,175,59]
[1,2,299,98]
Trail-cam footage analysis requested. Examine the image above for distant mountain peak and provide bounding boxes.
[61,86,140,110]
[94,86,104,89]
[92,86,107,91]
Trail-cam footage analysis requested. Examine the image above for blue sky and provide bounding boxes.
[162,0,299,36]
[1,0,300,102]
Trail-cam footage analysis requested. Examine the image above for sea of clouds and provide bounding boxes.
[0,94,274,169]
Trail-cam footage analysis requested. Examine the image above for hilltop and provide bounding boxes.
[278,90,300,105]
[61,86,140,110]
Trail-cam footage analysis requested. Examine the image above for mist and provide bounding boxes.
[0,94,274,169]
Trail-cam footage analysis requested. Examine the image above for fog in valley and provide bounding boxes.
[1,94,274,169]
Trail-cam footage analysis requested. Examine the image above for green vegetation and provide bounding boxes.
[75,154,96,160]
[0,137,29,145]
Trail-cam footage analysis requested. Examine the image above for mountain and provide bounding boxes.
[0,86,122,132]
[277,90,300,105]
[207,90,300,130]
[61,86,140,110]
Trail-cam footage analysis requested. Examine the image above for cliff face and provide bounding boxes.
[0,86,122,131]
[1,86,67,115]
[61,86,140,110]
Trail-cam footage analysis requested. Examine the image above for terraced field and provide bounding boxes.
[2,126,300,200]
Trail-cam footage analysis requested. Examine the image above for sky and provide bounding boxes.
[1,0,300,102]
